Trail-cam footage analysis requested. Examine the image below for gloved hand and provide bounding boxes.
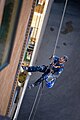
[20,66,28,72]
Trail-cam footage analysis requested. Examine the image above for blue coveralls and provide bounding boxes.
[27,56,64,88]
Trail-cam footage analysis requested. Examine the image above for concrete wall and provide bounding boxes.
[0,0,34,115]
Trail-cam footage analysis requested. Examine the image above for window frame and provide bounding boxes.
[0,0,23,71]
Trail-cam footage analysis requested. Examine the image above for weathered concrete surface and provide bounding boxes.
[18,1,80,120]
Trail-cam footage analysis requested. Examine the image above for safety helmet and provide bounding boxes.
[63,55,68,62]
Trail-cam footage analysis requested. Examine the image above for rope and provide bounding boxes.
[31,82,44,120]
[28,83,43,120]
[28,0,69,120]
[52,0,69,59]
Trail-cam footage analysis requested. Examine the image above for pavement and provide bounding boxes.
[17,1,80,120]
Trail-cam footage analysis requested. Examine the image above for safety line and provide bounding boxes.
[31,84,43,120]
[52,0,69,57]
[28,83,42,120]
[28,0,69,120]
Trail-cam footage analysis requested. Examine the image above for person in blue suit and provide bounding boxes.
[21,55,68,89]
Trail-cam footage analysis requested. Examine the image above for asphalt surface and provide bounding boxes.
[17,1,80,120]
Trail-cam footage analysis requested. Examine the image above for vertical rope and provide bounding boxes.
[28,83,42,120]
[52,0,68,57]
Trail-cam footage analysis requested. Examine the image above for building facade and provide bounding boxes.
[0,0,36,115]
[0,0,53,118]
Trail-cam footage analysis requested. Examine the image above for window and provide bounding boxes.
[0,0,22,71]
